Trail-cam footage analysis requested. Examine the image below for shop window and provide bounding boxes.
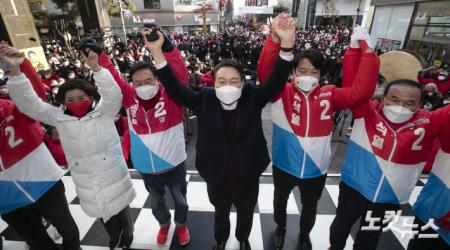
[143,0,160,9]
[411,1,450,40]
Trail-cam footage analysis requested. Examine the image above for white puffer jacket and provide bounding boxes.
[7,68,136,221]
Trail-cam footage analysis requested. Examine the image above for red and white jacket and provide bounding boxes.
[0,59,63,214]
[99,49,190,174]
[342,59,450,204]
[413,113,450,244]
[257,36,379,179]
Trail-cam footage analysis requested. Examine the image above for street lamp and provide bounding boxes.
[194,1,214,39]
[113,0,128,45]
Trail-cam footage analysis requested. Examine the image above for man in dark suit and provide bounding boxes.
[144,13,296,250]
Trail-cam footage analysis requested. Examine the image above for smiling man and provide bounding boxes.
[145,13,296,250]
[330,75,450,249]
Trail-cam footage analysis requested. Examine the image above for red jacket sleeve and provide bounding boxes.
[20,58,46,100]
[435,105,450,152]
[257,35,281,85]
[339,48,372,119]
[164,47,190,87]
[98,52,135,108]
[332,49,380,112]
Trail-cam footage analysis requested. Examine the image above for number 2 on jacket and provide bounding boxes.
[5,126,23,148]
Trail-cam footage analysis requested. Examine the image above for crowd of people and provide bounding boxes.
[0,11,449,250]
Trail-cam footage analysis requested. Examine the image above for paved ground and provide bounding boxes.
[185,103,353,174]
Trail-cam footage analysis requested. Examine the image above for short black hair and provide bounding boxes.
[212,59,244,81]
[56,79,101,104]
[384,79,423,101]
[129,61,156,81]
[293,49,325,74]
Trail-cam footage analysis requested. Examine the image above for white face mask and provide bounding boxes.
[382,101,415,124]
[438,75,446,81]
[135,84,158,100]
[295,76,319,92]
[215,85,242,110]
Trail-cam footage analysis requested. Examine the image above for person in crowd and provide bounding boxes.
[145,13,296,250]
[5,44,136,250]
[407,113,450,250]
[0,43,80,250]
[418,66,450,95]
[77,25,193,246]
[257,25,379,250]
[423,82,444,111]
[329,67,450,249]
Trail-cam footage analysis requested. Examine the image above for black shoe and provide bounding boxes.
[273,226,286,249]
[213,241,226,250]
[298,234,312,250]
[239,240,251,250]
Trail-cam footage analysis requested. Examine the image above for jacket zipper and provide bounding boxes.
[300,91,311,178]
[143,109,156,173]
[371,115,423,202]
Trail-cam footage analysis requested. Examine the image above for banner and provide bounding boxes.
[19,47,49,71]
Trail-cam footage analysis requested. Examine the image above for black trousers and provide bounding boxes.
[273,167,327,236]
[1,180,80,250]
[407,216,449,250]
[207,183,259,242]
[100,205,134,248]
[329,181,400,250]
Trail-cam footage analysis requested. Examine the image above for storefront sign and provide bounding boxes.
[132,15,156,24]
[238,6,273,14]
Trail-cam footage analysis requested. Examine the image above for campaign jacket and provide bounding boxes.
[413,113,450,245]
[99,49,189,174]
[257,36,379,179]
[7,68,135,222]
[0,59,63,214]
[342,57,450,205]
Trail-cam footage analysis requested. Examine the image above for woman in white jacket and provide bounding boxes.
[3,47,136,249]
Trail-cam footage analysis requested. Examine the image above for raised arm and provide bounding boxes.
[0,46,59,126]
[339,28,374,119]
[255,13,295,105]
[145,31,198,110]
[257,14,285,85]
[165,47,190,87]
[82,49,123,117]
[332,48,379,111]
[98,51,135,108]
[20,58,47,100]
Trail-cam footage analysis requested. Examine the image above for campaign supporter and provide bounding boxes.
[147,13,295,250]
[257,26,379,250]
[0,44,80,250]
[5,46,136,250]
[407,112,450,249]
[418,66,450,95]
[77,27,192,246]
[329,63,450,249]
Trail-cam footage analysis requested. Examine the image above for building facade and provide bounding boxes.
[370,0,449,67]
[110,0,221,34]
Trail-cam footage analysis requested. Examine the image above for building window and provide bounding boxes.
[143,0,161,9]
[410,1,450,40]
[178,0,194,5]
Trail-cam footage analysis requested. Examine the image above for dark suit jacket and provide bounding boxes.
[156,56,293,190]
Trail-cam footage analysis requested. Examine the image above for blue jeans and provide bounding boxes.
[142,162,188,226]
